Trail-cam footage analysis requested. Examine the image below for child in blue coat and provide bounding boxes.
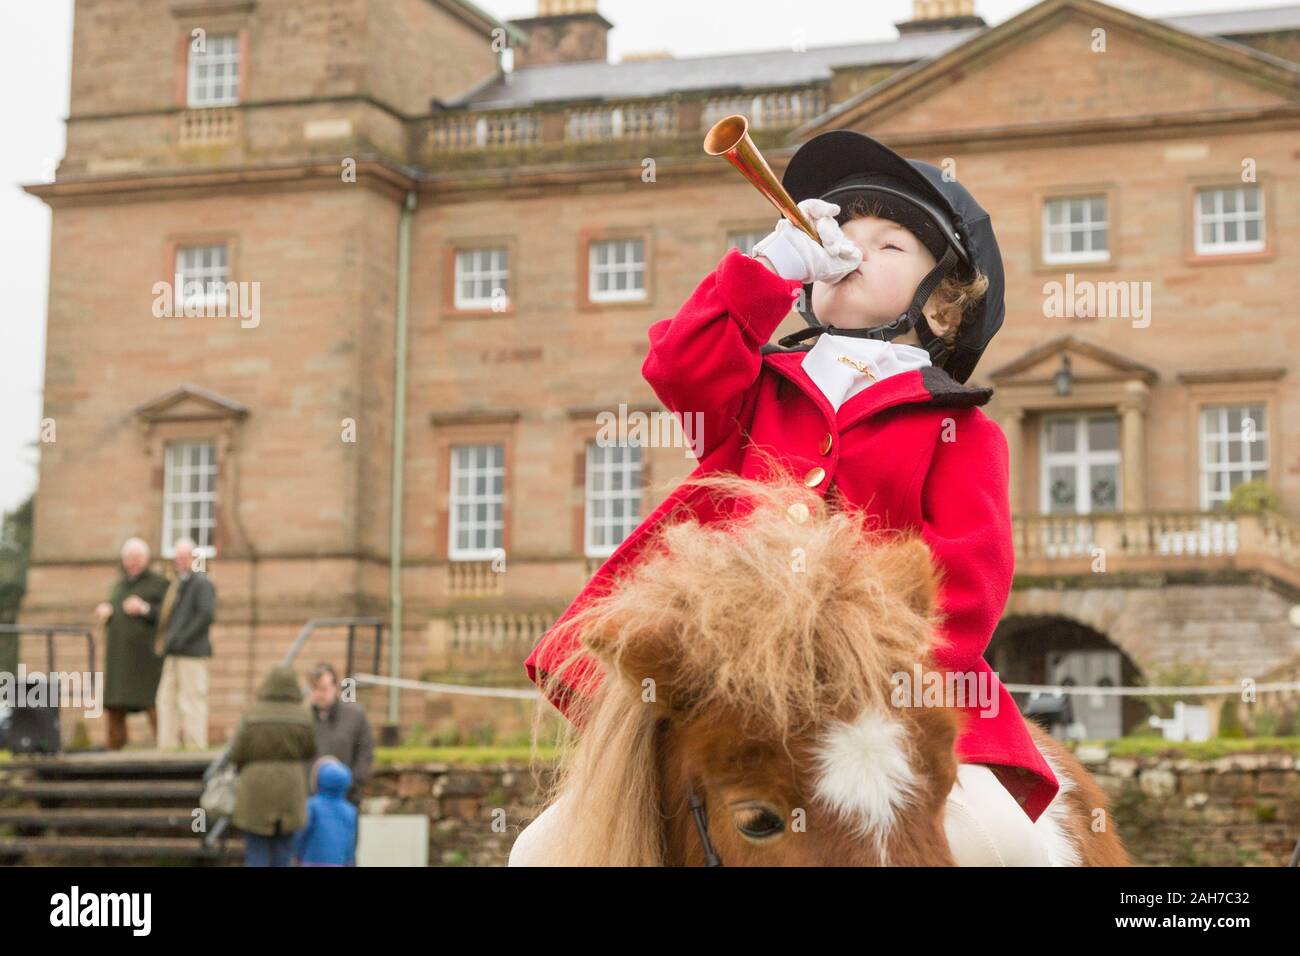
[293,756,358,866]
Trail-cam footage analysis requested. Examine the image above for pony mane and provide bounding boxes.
[532,464,944,865]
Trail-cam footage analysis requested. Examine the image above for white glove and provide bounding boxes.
[751,198,863,284]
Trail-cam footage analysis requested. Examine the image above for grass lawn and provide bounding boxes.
[1078,737,1300,759]
[374,744,556,766]
[4,739,1296,767]
[0,744,553,766]
[373,737,1300,766]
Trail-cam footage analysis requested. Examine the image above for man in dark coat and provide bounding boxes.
[95,537,168,749]
[308,662,373,805]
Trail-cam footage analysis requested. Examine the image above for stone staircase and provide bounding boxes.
[0,751,242,865]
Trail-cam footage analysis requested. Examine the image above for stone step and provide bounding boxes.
[2,750,217,779]
[0,834,242,863]
[0,779,204,802]
[0,807,199,831]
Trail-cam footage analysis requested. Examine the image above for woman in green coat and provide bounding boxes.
[95,537,169,749]
[227,665,317,867]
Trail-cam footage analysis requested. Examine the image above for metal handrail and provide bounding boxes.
[202,616,385,847]
[0,624,97,685]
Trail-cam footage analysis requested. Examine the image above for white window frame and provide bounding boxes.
[162,440,217,557]
[454,247,509,311]
[588,238,646,303]
[448,443,505,561]
[584,440,643,558]
[177,244,230,310]
[187,33,241,108]
[1194,186,1264,255]
[1039,414,1122,516]
[1199,404,1269,510]
[1042,196,1109,265]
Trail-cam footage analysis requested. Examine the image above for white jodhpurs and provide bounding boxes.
[943,763,1053,866]
[508,791,575,866]
[508,763,1053,866]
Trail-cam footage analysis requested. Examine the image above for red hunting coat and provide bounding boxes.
[525,247,1059,821]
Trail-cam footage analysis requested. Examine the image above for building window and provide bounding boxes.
[585,440,642,558]
[1194,186,1263,255]
[727,229,769,257]
[454,248,509,311]
[449,443,504,560]
[588,238,645,303]
[187,33,241,108]
[177,244,229,309]
[1042,196,1108,264]
[1200,404,1268,509]
[1040,414,1121,515]
[163,440,217,556]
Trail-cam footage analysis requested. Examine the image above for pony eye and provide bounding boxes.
[733,805,785,840]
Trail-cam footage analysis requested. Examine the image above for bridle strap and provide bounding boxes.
[687,784,724,867]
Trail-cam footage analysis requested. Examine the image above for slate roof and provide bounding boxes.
[443,3,1300,111]
[449,29,981,109]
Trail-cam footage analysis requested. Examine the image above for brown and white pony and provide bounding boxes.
[532,470,1128,866]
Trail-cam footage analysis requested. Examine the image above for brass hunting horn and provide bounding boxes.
[703,114,822,247]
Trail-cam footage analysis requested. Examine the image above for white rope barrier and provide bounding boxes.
[353,672,1300,701]
[1005,681,1300,697]
[352,673,540,700]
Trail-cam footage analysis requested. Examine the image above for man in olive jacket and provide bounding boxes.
[95,538,169,749]
[227,665,317,867]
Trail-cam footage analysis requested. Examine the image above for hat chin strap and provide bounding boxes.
[778,247,959,368]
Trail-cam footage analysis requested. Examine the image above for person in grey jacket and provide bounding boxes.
[308,662,373,805]
[156,537,216,749]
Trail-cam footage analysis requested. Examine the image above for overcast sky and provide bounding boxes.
[0,0,1286,515]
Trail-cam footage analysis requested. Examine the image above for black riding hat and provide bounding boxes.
[778,129,1006,384]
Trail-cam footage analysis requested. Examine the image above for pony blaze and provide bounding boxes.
[526,469,1129,867]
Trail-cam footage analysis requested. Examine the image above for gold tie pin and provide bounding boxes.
[836,354,879,382]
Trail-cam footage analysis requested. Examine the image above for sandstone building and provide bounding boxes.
[21,0,1300,744]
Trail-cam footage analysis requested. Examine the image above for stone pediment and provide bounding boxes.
[133,384,250,424]
[988,334,1156,386]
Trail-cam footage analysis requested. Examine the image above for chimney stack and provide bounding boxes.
[508,0,613,69]
[896,0,986,35]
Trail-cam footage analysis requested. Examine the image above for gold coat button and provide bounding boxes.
[819,432,834,455]
[803,466,826,488]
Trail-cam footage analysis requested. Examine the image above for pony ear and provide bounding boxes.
[883,536,939,619]
[583,620,689,714]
